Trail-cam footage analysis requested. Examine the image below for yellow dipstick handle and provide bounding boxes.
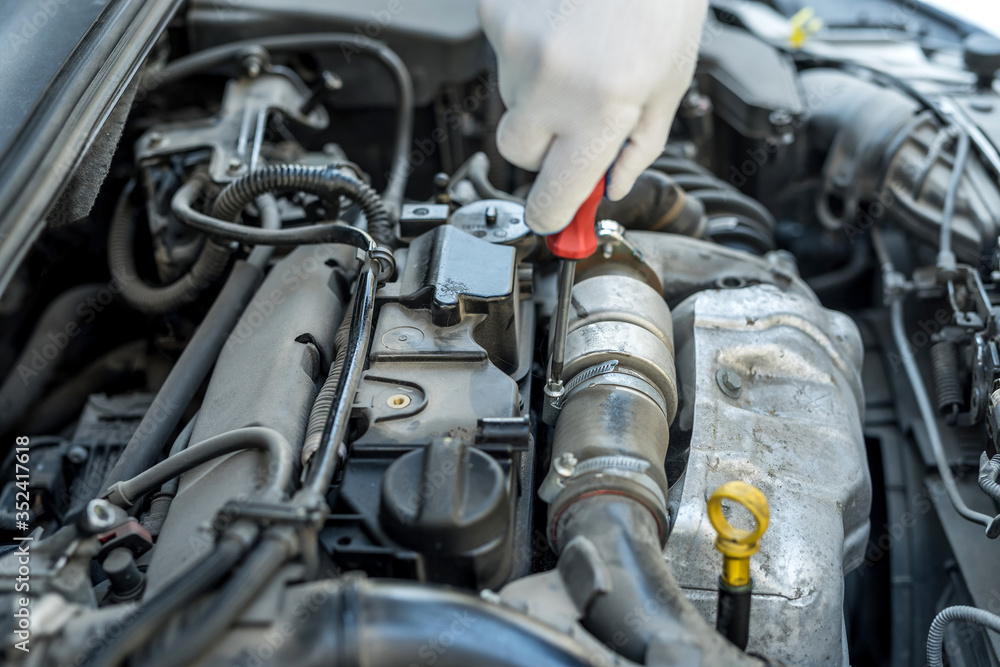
[707,481,770,589]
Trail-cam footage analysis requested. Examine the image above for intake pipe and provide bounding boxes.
[543,270,769,666]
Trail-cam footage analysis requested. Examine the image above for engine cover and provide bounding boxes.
[668,283,871,666]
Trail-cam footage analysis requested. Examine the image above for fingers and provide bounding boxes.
[496,108,553,172]
[525,131,624,235]
[607,95,675,201]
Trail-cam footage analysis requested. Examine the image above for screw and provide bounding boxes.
[227,158,243,174]
[553,452,578,478]
[716,369,743,398]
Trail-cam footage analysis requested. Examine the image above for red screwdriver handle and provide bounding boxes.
[546,176,605,260]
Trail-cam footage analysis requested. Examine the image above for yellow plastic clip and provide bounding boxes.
[707,481,770,589]
[789,7,824,50]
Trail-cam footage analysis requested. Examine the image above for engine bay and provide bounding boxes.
[2,2,1000,666]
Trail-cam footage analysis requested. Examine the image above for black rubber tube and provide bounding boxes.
[556,496,765,665]
[172,178,376,250]
[806,237,873,295]
[146,533,291,667]
[104,426,293,507]
[212,164,389,246]
[322,579,598,667]
[0,283,105,435]
[151,33,413,220]
[86,533,251,667]
[108,184,233,315]
[99,257,267,491]
[692,190,778,232]
[18,340,148,435]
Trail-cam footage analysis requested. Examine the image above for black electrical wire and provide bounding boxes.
[150,33,413,220]
[205,164,389,248]
[108,181,233,315]
[172,176,377,251]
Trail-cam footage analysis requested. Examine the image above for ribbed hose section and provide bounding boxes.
[927,605,1000,667]
[108,187,232,314]
[979,453,1000,502]
[930,340,963,418]
[212,164,394,248]
[301,295,354,466]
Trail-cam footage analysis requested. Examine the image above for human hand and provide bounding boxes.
[480,0,708,234]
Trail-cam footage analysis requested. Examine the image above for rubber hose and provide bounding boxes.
[978,453,1000,503]
[806,237,873,296]
[18,340,149,435]
[927,605,1000,667]
[108,184,232,315]
[142,414,197,537]
[0,283,104,435]
[465,152,523,203]
[302,294,354,466]
[146,533,292,667]
[692,191,778,232]
[172,178,375,250]
[100,258,267,490]
[938,129,971,274]
[105,427,293,507]
[557,496,767,666]
[100,196,279,491]
[211,164,393,248]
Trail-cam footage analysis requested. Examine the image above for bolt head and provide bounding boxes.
[715,368,743,398]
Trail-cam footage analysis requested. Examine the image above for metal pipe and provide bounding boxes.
[889,297,998,535]
[302,265,378,498]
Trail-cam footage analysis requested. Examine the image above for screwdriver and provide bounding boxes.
[545,177,604,408]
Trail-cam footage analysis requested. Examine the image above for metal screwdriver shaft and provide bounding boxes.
[544,177,604,412]
[548,258,576,386]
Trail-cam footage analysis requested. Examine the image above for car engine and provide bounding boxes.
[2,2,1000,666]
